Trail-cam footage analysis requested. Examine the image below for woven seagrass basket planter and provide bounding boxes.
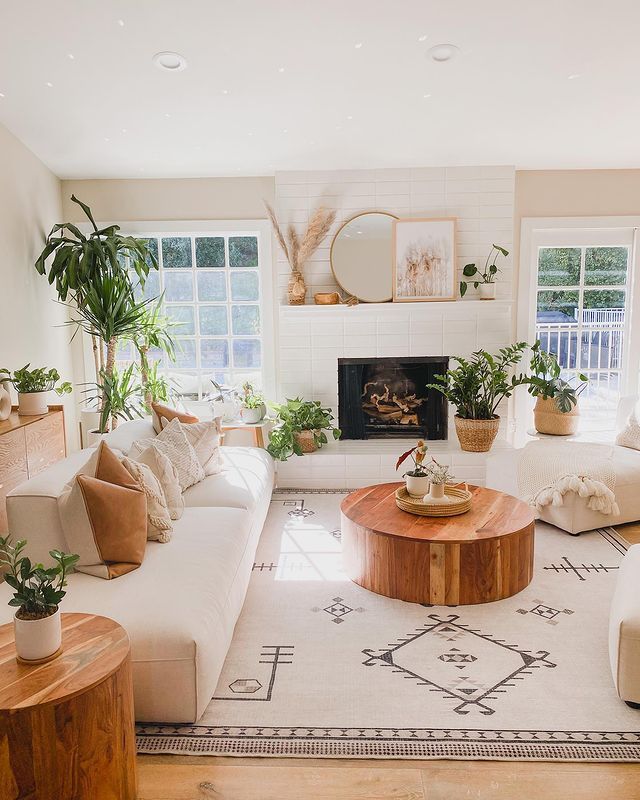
[454,415,500,452]
[534,396,579,436]
[294,429,318,453]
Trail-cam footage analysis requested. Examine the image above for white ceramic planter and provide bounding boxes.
[17,391,49,416]
[240,404,266,424]
[405,474,430,498]
[14,607,62,662]
[425,482,446,501]
[87,430,110,447]
[479,283,496,300]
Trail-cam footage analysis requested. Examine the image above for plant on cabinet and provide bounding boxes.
[0,365,72,416]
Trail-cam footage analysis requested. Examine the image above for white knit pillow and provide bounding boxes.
[133,417,204,490]
[616,401,640,451]
[127,442,184,520]
[121,456,173,542]
[161,417,223,476]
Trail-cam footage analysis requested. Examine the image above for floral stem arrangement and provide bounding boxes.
[0,364,72,416]
[265,202,336,305]
[267,398,341,460]
[527,341,588,435]
[459,244,509,300]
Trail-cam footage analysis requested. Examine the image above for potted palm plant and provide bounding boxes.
[0,365,72,416]
[267,398,341,460]
[0,535,78,662]
[459,244,509,300]
[82,363,144,443]
[427,343,529,452]
[527,341,588,435]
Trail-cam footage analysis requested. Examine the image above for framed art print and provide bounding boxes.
[392,217,456,301]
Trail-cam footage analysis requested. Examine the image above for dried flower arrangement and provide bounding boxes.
[265,202,336,305]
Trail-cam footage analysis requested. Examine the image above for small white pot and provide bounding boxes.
[87,429,110,447]
[14,607,62,662]
[18,391,49,416]
[405,474,430,498]
[241,404,266,424]
[425,482,446,501]
[479,283,496,300]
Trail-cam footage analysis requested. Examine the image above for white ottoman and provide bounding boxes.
[609,545,640,707]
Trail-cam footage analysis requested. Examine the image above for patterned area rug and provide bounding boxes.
[137,490,640,761]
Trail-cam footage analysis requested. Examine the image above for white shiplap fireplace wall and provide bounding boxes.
[273,166,516,489]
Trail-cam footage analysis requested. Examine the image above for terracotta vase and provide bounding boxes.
[287,271,306,305]
[0,379,11,421]
[534,396,579,435]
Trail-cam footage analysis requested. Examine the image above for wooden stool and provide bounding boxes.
[0,613,136,800]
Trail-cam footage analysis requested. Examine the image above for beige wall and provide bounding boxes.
[0,123,77,449]
[60,176,275,222]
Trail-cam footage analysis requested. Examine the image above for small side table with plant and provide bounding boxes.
[267,398,341,460]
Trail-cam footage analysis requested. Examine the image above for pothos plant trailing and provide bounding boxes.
[0,364,72,416]
[267,398,341,460]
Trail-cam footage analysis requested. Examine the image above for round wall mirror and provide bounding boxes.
[330,211,397,303]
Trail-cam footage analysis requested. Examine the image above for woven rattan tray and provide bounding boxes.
[395,485,472,517]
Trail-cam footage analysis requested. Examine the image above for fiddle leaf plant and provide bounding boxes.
[267,398,341,461]
[0,365,72,395]
[0,536,79,620]
[527,341,588,413]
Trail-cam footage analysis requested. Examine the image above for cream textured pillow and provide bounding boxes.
[616,401,640,450]
[128,442,184,520]
[122,456,173,542]
[134,417,204,490]
[161,417,223,476]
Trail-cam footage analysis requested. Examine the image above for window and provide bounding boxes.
[519,219,640,434]
[115,224,272,399]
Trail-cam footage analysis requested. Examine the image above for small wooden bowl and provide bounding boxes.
[314,292,340,305]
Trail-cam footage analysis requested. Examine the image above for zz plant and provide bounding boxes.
[0,536,78,620]
[267,398,341,461]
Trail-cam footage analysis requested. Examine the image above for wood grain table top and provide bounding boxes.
[341,482,535,544]
[0,612,130,710]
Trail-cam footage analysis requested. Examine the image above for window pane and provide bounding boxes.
[537,247,580,286]
[580,329,624,370]
[141,237,159,268]
[199,306,228,335]
[232,304,260,335]
[229,236,258,267]
[133,269,160,302]
[174,339,196,368]
[162,237,192,268]
[536,290,579,322]
[200,339,229,368]
[196,237,225,268]
[585,247,628,286]
[164,272,194,301]
[197,271,227,301]
[230,271,259,300]
[166,305,195,335]
[233,339,261,368]
[583,289,625,310]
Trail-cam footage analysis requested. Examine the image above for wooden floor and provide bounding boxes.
[137,524,640,799]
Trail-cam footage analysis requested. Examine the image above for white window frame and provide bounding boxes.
[79,219,276,401]
[517,216,640,433]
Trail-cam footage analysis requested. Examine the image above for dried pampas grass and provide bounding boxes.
[265,201,336,274]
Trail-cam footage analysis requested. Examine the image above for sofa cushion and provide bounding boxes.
[131,418,204,491]
[183,446,274,512]
[105,419,156,454]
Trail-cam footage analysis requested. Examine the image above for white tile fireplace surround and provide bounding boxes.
[276,300,515,489]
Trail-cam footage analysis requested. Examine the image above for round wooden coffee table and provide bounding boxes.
[0,612,136,800]
[341,482,535,605]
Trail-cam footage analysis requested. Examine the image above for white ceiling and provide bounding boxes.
[1,1,639,179]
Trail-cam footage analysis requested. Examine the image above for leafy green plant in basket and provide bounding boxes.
[427,343,529,452]
[459,244,508,298]
[267,398,341,461]
[527,341,588,435]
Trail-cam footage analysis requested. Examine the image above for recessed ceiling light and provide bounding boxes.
[568,73,581,80]
[418,34,427,42]
[347,115,353,120]
[45,81,53,88]
[67,53,75,60]
[117,19,125,27]
[222,89,229,95]
[423,93,432,99]
[121,128,127,133]
[427,43,459,62]
[0,92,5,98]
[153,51,188,72]
[283,129,288,133]
[278,66,285,73]
[164,112,171,118]
[354,42,363,49]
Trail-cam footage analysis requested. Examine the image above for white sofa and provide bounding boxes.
[0,419,275,723]
[609,544,640,707]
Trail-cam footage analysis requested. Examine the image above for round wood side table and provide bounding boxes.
[0,613,136,800]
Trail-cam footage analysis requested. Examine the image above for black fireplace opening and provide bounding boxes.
[338,356,448,440]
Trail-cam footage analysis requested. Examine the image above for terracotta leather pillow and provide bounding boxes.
[151,401,199,434]
[59,442,147,579]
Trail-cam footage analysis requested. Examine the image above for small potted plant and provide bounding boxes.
[0,364,72,416]
[267,398,341,460]
[240,382,267,424]
[527,341,588,435]
[396,440,430,497]
[424,458,455,501]
[427,343,529,452]
[0,536,79,663]
[459,244,509,300]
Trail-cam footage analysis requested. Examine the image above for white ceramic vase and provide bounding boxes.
[425,482,446,501]
[240,404,266,424]
[87,430,110,447]
[14,607,62,662]
[0,379,11,421]
[405,474,430,498]
[479,283,496,300]
[18,391,49,416]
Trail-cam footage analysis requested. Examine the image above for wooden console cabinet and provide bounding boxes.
[0,406,66,532]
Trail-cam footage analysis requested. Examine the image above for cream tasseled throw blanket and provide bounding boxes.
[517,441,620,516]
